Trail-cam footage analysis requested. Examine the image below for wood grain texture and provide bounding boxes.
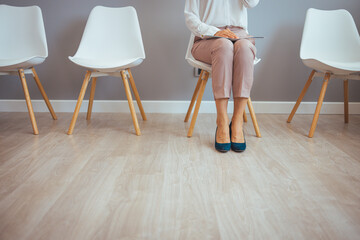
[1,113,360,240]
[344,79,349,124]
[18,69,39,135]
[187,71,209,137]
[184,70,203,123]
[309,73,331,138]
[287,70,316,123]
[127,69,147,121]
[31,67,57,120]
[243,110,248,123]
[120,70,141,136]
[247,97,261,138]
[67,71,91,135]
[86,77,97,121]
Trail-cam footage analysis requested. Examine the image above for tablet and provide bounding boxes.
[203,35,264,41]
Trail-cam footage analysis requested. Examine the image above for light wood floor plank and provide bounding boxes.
[0,113,360,240]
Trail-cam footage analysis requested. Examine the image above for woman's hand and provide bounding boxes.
[214,28,239,39]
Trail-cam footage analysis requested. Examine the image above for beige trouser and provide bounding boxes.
[192,26,257,99]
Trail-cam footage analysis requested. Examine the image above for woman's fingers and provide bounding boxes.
[214,29,239,39]
[225,29,239,39]
[214,30,226,37]
[220,29,238,39]
[223,33,238,39]
[215,28,238,39]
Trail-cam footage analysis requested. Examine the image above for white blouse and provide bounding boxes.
[184,0,259,38]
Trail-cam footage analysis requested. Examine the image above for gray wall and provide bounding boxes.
[1,0,360,102]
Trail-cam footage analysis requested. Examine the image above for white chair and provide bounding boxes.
[0,5,57,135]
[287,8,360,138]
[184,34,262,138]
[67,6,146,135]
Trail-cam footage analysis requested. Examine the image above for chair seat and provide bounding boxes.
[68,56,144,72]
[186,57,261,74]
[0,57,46,71]
[186,58,212,72]
[303,58,360,75]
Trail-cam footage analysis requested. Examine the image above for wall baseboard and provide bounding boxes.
[0,100,359,114]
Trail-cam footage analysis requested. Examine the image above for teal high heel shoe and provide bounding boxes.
[215,127,231,153]
[230,122,246,152]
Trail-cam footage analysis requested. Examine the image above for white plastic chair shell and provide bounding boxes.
[0,5,48,71]
[0,5,56,135]
[300,8,360,74]
[287,8,360,138]
[185,34,261,74]
[67,6,147,136]
[69,6,145,72]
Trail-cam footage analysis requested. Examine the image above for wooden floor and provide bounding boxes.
[0,113,360,240]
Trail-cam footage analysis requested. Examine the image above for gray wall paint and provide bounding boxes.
[1,0,359,102]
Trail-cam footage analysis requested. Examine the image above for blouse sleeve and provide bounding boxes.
[241,0,259,8]
[184,0,220,38]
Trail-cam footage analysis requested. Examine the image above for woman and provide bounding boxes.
[184,0,259,153]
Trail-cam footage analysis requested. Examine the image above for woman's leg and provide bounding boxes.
[215,98,230,143]
[233,39,256,98]
[232,98,247,142]
[232,39,256,142]
[192,38,234,143]
[192,38,234,99]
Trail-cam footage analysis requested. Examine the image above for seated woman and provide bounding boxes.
[184,0,259,153]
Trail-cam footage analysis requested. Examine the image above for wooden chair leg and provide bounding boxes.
[86,77,97,120]
[121,70,141,136]
[185,70,203,122]
[243,110,248,123]
[187,71,209,137]
[247,97,261,138]
[344,79,349,123]
[31,67,57,120]
[287,70,316,123]
[127,69,147,121]
[67,71,91,135]
[308,73,331,138]
[19,69,39,135]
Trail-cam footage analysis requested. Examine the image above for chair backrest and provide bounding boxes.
[73,6,145,61]
[185,34,196,62]
[185,34,211,70]
[0,5,48,60]
[300,8,360,62]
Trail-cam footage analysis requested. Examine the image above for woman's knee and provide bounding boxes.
[211,38,234,56]
[234,39,256,59]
